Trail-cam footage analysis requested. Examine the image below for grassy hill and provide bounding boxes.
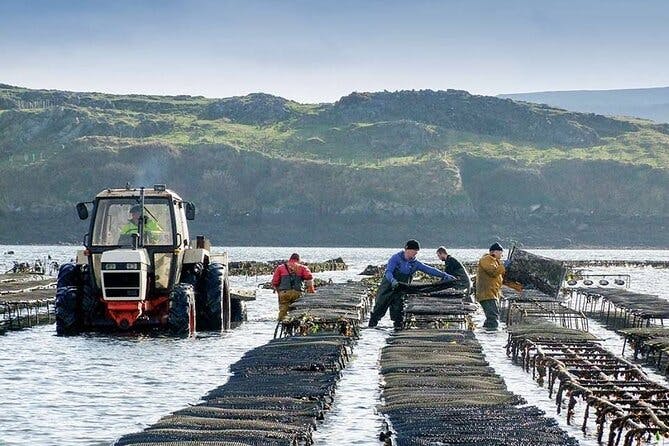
[1,84,667,247]
[499,86,669,124]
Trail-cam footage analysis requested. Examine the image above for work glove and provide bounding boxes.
[504,259,511,268]
[441,274,456,282]
[390,279,399,290]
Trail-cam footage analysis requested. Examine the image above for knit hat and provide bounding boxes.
[489,242,504,252]
[289,253,300,261]
[405,239,420,250]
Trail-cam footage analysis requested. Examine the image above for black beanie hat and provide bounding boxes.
[405,239,420,250]
[489,242,504,252]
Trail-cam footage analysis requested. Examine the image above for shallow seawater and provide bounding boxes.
[1,245,669,445]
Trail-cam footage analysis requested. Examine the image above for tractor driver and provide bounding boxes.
[120,204,162,244]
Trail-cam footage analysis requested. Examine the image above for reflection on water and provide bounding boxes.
[1,245,668,445]
[312,325,390,446]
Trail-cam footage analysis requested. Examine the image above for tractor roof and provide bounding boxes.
[95,186,184,202]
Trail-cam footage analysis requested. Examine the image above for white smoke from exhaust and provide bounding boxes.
[132,152,170,188]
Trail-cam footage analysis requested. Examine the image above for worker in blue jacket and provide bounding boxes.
[368,239,456,329]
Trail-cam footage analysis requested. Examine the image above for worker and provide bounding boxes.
[368,239,456,330]
[475,242,511,330]
[436,246,471,293]
[120,204,161,244]
[271,253,315,320]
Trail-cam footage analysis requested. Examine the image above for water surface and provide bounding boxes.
[1,246,668,445]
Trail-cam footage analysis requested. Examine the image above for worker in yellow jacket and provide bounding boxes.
[475,242,510,330]
[120,205,162,244]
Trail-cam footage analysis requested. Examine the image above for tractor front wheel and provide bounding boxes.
[57,262,80,288]
[55,286,80,335]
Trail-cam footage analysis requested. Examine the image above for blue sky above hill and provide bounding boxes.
[1,0,667,102]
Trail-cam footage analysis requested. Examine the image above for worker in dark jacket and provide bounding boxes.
[436,246,471,293]
[271,253,315,320]
[368,240,456,329]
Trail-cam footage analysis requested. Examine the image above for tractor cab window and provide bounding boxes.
[92,198,174,246]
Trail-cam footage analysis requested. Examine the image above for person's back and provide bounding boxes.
[274,262,307,291]
[271,253,315,320]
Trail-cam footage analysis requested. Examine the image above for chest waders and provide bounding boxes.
[368,269,412,328]
[278,263,303,291]
[276,263,303,321]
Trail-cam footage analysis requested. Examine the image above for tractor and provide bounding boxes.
[55,184,243,335]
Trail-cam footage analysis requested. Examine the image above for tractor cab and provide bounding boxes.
[92,198,177,248]
[85,188,192,300]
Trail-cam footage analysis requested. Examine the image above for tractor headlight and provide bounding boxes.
[102,262,140,270]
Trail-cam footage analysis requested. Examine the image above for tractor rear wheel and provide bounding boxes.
[55,286,80,335]
[168,283,196,335]
[180,262,203,286]
[197,263,231,330]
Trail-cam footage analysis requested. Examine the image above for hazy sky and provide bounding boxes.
[1,0,667,102]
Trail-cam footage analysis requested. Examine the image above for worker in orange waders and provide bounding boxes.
[271,253,315,320]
